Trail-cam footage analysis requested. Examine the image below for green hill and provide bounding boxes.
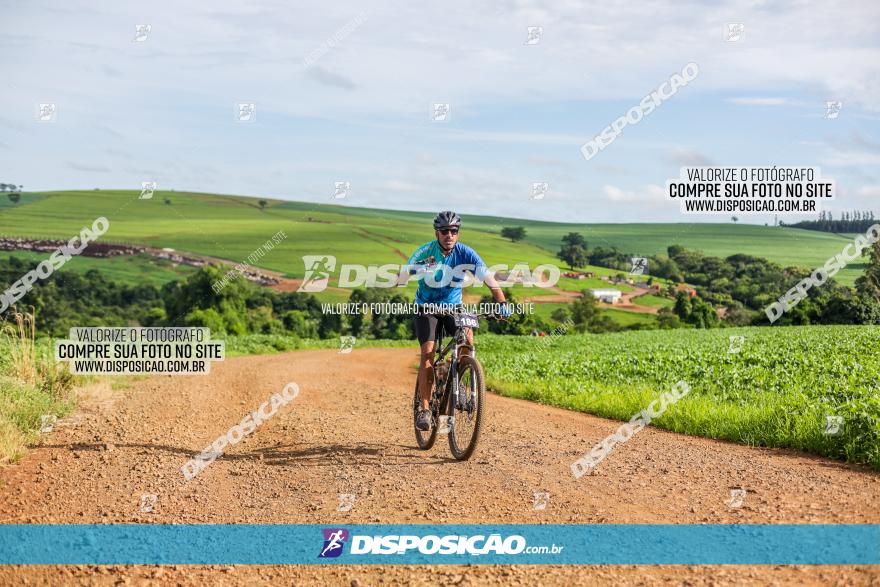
[0,190,864,287]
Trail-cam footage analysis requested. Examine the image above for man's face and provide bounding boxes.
[435,226,459,250]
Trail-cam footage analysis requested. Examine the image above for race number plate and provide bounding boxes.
[456,314,480,329]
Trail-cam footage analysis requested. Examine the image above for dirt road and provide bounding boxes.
[1,349,878,586]
[520,285,662,315]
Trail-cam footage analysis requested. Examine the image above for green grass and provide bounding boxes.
[479,325,880,470]
[528,303,657,328]
[0,193,47,209]
[0,191,862,288]
[0,191,559,281]
[513,285,566,298]
[634,294,674,309]
[554,274,635,293]
[602,308,658,326]
[530,303,569,322]
[0,334,75,464]
[0,252,196,287]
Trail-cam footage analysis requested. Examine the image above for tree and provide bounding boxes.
[500,226,527,242]
[570,290,619,333]
[477,290,540,335]
[561,232,586,247]
[667,244,685,258]
[694,298,718,327]
[856,239,880,302]
[557,243,588,270]
[673,291,692,321]
[164,198,172,205]
[7,193,20,204]
[723,303,754,326]
[161,266,252,335]
[258,200,268,211]
[656,307,681,329]
[283,310,318,338]
[557,233,588,270]
[570,291,599,328]
[731,216,739,223]
[652,255,683,282]
[550,307,571,323]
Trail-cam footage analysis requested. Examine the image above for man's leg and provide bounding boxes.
[459,327,474,357]
[418,341,435,411]
[413,312,438,414]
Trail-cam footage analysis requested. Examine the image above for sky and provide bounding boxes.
[1,0,879,224]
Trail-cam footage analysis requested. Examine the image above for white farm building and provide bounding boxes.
[589,288,623,304]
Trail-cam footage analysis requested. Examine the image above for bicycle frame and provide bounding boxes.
[432,320,475,415]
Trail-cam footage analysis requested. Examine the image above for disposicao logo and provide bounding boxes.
[319,528,349,558]
[298,255,336,293]
[318,530,538,557]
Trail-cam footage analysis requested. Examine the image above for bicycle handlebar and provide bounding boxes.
[415,308,508,321]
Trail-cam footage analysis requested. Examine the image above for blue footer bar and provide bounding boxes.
[0,524,877,565]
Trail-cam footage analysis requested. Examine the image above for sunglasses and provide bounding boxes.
[437,228,459,236]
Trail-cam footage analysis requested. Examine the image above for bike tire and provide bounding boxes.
[447,355,485,460]
[413,378,437,450]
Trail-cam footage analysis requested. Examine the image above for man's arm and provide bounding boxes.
[468,246,507,307]
[396,266,413,287]
[481,270,507,304]
[398,243,430,287]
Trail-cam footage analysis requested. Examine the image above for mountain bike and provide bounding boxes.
[412,310,499,460]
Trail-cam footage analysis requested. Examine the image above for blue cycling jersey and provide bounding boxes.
[405,241,488,305]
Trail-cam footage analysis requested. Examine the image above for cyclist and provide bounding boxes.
[398,211,510,431]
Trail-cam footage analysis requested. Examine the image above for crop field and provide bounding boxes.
[478,325,880,469]
[0,191,559,281]
[634,294,675,308]
[0,190,863,284]
[0,252,196,287]
[553,275,635,293]
[602,308,659,326]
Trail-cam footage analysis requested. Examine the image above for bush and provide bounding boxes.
[0,312,75,464]
[283,310,318,338]
[184,308,226,334]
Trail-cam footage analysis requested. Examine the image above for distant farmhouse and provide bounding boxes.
[589,288,622,304]
[562,271,595,279]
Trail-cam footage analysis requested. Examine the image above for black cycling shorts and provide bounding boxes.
[414,313,457,345]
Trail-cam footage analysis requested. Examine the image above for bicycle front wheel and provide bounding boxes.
[448,355,485,460]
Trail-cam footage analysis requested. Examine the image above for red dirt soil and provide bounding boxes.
[1,349,877,585]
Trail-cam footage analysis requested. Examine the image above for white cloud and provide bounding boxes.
[65,161,112,173]
[857,185,880,198]
[381,179,419,192]
[728,97,786,106]
[526,155,569,167]
[1,0,878,224]
[666,147,715,167]
[5,0,879,119]
[305,65,357,90]
[603,184,665,204]
[822,151,880,167]
[431,129,583,146]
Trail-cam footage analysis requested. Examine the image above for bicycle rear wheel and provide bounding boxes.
[413,378,437,450]
[448,355,484,460]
